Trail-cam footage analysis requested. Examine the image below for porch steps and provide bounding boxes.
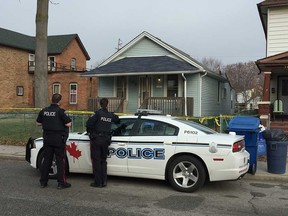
[270,121,288,133]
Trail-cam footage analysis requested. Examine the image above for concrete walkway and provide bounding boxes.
[1,144,288,183]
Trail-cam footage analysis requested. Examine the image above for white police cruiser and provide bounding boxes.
[26,111,249,192]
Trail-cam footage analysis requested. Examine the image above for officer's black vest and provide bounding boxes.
[95,109,113,133]
[42,105,66,132]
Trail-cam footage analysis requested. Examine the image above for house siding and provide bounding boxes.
[186,74,200,116]
[201,76,221,116]
[220,83,235,114]
[267,6,288,56]
[116,38,180,60]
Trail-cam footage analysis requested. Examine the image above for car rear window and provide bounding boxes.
[174,119,217,134]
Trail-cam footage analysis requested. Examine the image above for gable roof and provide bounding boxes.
[83,31,225,81]
[257,0,288,37]
[0,27,90,60]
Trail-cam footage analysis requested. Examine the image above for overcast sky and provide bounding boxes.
[0,0,266,68]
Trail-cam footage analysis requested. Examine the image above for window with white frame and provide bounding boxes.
[48,56,56,69]
[71,58,76,70]
[29,54,35,66]
[16,86,24,96]
[69,83,77,104]
[52,83,61,94]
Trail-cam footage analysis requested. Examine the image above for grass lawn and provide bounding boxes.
[0,113,90,145]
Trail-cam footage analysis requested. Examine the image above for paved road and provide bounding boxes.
[1,159,288,216]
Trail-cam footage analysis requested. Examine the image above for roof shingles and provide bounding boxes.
[0,28,89,59]
[84,56,198,76]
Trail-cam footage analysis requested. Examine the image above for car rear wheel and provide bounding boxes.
[37,151,68,179]
[168,155,206,193]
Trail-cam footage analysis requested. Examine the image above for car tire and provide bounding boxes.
[37,151,69,179]
[168,155,206,193]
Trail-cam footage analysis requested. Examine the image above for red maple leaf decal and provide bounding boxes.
[66,142,82,162]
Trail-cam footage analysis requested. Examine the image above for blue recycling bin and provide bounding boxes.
[227,116,260,174]
[266,141,287,174]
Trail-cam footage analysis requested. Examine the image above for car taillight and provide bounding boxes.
[233,140,245,152]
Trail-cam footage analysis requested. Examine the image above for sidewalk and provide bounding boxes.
[0,144,288,183]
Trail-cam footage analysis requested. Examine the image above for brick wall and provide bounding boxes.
[0,38,97,110]
[0,46,34,108]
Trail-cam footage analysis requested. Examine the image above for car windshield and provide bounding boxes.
[174,118,217,134]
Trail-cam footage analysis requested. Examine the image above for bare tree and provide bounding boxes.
[34,0,49,108]
[200,57,223,73]
[224,61,264,106]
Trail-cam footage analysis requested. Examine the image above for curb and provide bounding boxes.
[243,172,288,183]
[0,154,25,161]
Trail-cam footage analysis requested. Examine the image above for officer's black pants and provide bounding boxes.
[40,133,67,185]
[90,135,110,186]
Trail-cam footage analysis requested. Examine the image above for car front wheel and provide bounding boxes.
[168,155,206,193]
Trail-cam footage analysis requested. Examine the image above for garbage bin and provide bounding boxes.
[262,129,288,174]
[227,116,260,174]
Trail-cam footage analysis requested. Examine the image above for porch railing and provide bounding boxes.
[88,97,125,113]
[139,97,193,116]
[28,61,87,73]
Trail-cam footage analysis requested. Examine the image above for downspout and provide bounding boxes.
[199,70,207,117]
[181,73,187,116]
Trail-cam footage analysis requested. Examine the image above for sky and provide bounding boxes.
[0,0,266,69]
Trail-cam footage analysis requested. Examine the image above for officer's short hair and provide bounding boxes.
[52,93,62,104]
[100,98,108,108]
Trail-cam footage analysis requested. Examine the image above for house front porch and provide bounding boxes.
[88,97,193,116]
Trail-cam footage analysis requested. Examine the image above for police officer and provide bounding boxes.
[36,93,72,189]
[86,98,120,188]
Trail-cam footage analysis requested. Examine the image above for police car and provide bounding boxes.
[26,111,249,193]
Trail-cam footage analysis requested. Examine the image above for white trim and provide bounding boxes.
[82,70,203,77]
[257,101,271,105]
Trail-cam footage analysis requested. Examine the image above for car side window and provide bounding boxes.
[111,119,137,136]
[135,120,178,136]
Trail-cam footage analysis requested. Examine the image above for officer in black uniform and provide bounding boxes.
[36,93,72,189]
[86,98,120,188]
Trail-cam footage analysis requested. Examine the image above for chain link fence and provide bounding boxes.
[0,109,258,145]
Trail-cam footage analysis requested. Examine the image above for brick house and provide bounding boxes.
[0,27,97,110]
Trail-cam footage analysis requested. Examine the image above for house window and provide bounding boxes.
[223,87,227,99]
[117,77,127,98]
[69,83,77,104]
[217,82,221,102]
[53,83,61,94]
[16,86,24,96]
[48,56,56,70]
[282,80,288,96]
[29,54,35,66]
[167,75,178,97]
[71,58,76,70]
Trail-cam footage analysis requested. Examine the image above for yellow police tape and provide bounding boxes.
[0,108,235,126]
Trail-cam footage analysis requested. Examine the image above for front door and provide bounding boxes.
[139,76,152,107]
[278,77,288,113]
